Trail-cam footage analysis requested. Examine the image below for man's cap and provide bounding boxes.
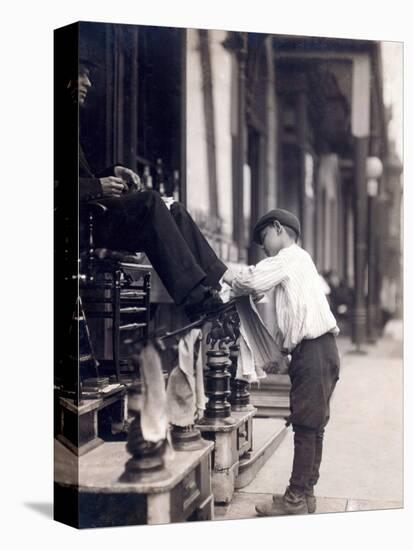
[79,57,100,70]
[79,36,101,70]
[253,208,301,244]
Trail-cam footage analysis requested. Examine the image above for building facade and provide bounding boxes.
[79,22,403,346]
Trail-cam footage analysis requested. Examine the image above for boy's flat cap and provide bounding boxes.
[253,208,301,244]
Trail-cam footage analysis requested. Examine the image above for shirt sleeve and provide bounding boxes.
[79,177,104,202]
[232,255,288,295]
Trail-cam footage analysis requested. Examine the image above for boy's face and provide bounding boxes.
[260,222,283,256]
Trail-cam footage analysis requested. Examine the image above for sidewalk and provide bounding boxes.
[215,320,404,520]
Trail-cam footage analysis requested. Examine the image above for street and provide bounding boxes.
[215,320,403,519]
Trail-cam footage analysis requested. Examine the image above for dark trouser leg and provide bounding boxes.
[303,427,324,514]
[169,202,227,288]
[286,333,340,505]
[259,421,313,515]
[307,427,325,494]
[286,425,317,505]
[95,191,208,304]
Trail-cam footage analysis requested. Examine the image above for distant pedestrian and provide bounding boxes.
[223,209,340,515]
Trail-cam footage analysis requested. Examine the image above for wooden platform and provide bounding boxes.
[235,417,287,489]
[196,408,256,504]
[56,384,127,456]
[54,438,214,528]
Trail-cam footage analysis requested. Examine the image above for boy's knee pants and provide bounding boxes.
[288,332,340,430]
[287,332,340,495]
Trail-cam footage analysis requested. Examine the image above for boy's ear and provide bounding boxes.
[274,220,282,233]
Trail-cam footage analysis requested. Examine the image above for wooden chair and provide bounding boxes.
[56,201,152,455]
[79,201,152,385]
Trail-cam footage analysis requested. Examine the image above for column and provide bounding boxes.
[352,137,369,349]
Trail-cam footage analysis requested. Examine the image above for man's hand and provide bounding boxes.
[114,166,142,192]
[99,176,126,197]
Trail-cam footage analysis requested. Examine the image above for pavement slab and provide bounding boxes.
[346,498,403,512]
[214,492,402,521]
[214,492,349,521]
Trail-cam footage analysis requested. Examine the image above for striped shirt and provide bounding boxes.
[232,244,339,352]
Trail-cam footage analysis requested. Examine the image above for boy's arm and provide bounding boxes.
[231,256,288,295]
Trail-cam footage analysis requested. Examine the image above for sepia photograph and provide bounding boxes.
[1,1,409,547]
[53,20,403,529]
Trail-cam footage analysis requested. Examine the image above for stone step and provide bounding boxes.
[235,418,287,489]
[54,438,214,527]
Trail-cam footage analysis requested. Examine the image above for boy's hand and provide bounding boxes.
[222,268,236,286]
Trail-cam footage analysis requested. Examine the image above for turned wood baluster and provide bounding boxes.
[224,311,252,411]
[203,349,232,420]
[198,308,239,425]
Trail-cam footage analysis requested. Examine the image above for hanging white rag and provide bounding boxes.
[166,329,206,426]
[138,343,169,443]
[235,295,286,382]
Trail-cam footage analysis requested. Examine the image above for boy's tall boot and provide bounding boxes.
[305,427,325,513]
[256,425,316,516]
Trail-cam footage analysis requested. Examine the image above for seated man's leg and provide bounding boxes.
[169,202,227,289]
[94,190,208,305]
